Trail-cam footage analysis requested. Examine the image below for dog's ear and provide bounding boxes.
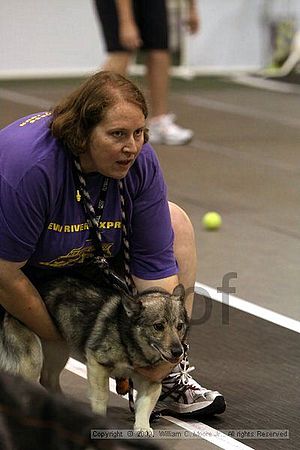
[121,293,142,318]
[172,284,185,302]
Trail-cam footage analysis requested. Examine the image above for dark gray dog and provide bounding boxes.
[0,277,189,433]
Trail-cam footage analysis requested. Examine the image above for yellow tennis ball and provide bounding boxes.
[202,211,222,230]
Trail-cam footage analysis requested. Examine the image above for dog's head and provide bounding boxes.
[121,285,189,365]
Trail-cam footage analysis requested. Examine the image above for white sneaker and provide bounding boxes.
[154,347,226,418]
[149,114,193,146]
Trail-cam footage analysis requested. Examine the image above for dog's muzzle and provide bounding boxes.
[151,343,183,364]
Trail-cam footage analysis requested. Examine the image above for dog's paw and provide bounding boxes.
[91,402,107,417]
[133,427,154,438]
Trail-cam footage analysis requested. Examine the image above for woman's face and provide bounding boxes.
[79,101,146,179]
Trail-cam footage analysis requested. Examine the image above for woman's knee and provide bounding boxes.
[168,202,195,246]
[168,202,196,316]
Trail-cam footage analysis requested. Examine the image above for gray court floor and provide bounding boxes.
[1,74,299,449]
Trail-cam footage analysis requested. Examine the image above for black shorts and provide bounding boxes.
[94,0,169,52]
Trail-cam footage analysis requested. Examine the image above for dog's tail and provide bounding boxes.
[0,314,43,382]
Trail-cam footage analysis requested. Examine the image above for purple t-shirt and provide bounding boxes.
[0,112,178,280]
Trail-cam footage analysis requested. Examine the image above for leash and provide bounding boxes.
[73,157,136,412]
[128,379,135,412]
[73,157,136,295]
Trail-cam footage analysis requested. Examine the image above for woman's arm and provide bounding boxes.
[0,259,61,341]
[133,274,179,294]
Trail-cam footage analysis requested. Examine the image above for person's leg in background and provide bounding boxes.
[141,0,193,145]
[153,202,226,418]
[94,0,133,76]
[146,50,170,118]
[94,0,193,146]
[102,52,132,77]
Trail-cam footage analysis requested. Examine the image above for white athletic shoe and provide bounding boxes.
[154,346,226,418]
[149,114,193,146]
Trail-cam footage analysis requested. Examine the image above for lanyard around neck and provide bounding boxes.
[93,176,110,223]
[72,157,135,294]
[72,158,109,256]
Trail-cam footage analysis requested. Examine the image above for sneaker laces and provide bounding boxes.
[166,358,196,386]
[161,350,211,400]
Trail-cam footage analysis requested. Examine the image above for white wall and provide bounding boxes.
[0,0,300,79]
[0,0,105,78]
[186,0,263,71]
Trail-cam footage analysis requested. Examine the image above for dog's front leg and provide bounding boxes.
[86,351,110,416]
[40,340,70,392]
[132,375,162,434]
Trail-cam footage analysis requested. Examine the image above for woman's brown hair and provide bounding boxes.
[50,71,148,155]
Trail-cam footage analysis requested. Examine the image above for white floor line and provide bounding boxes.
[174,91,300,129]
[195,282,300,334]
[231,74,300,96]
[190,138,300,174]
[165,416,253,450]
[65,357,252,450]
[2,83,300,130]
[0,88,53,109]
[65,357,119,395]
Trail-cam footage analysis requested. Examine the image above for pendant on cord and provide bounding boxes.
[76,190,81,202]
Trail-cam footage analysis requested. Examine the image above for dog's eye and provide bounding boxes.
[153,323,165,332]
[177,323,184,331]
